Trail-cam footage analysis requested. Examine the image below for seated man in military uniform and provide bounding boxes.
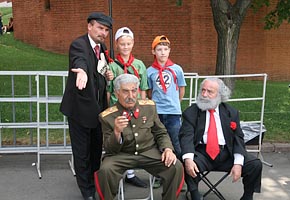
[95,73,184,200]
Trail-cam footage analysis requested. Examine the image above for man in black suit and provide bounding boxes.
[60,12,113,200]
[179,78,262,200]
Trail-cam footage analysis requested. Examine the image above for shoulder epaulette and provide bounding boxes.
[138,99,155,105]
[100,106,118,117]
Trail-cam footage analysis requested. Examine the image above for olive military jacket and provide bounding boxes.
[99,100,174,159]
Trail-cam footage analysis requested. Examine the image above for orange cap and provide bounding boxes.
[151,35,170,50]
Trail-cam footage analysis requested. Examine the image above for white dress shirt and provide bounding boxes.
[88,34,100,53]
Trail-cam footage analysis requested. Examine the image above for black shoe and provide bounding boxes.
[84,196,96,200]
[125,176,148,188]
[190,190,202,200]
[240,193,253,200]
[186,191,203,200]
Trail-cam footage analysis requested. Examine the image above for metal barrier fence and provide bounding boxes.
[0,71,269,177]
[0,71,73,178]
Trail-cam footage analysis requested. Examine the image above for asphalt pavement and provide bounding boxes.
[0,145,289,200]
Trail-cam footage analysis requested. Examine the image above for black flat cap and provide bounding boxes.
[87,12,113,29]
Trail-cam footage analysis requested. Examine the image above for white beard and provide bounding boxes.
[196,95,221,111]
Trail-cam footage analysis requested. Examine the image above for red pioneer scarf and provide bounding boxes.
[151,58,178,93]
[116,53,140,79]
[104,50,114,63]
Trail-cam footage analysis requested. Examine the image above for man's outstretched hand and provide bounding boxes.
[72,68,88,90]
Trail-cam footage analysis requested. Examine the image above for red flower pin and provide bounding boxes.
[230,122,237,130]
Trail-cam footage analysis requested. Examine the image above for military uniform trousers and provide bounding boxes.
[95,152,184,200]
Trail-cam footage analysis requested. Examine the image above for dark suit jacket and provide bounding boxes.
[60,34,109,128]
[179,103,247,159]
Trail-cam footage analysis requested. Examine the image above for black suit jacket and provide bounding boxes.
[60,34,108,128]
[179,103,247,158]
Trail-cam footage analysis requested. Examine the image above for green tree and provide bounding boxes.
[175,0,290,88]
[209,0,290,88]
[252,0,290,30]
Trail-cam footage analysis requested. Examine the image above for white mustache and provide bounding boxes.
[125,98,136,103]
[196,95,220,111]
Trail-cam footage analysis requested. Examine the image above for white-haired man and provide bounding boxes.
[179,78,262,200]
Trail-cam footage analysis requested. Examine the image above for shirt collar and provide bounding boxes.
[88,34,100,50]
[207,106,219,115]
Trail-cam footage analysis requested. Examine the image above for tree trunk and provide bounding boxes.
[210,0,252,90]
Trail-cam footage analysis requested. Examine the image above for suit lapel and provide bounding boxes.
[84,35,98,77]
[196,110,206,144]
[219,104,233,145]
[91,48,97,77]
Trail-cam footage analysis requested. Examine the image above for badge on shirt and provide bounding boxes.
[142,116,147,124]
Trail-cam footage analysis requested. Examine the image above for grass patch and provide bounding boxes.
[0,7,12,24]
[0,34,68,70]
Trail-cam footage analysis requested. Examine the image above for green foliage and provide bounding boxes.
[251,0,270,12]
[176,0,182,6]
[174,0,290,29]
[264,0,290,29]
[168,0,182,6]
[252,0,290,29]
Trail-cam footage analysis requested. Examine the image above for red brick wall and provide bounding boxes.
[12,0,290,80]
[236,1,290,80]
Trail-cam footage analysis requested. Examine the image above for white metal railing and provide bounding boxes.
[0,71,73,178]
[183,73,198,106]
[0,71,270,177]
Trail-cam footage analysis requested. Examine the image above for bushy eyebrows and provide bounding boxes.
[121,88,138,92]
[201,88,215,94]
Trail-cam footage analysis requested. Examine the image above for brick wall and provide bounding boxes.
[12,0,290,80]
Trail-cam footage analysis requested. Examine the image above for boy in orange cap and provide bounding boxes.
[147,35,186,159]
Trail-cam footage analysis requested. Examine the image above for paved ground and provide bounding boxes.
[0,145,289,200]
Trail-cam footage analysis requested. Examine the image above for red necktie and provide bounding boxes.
[94,45,100,60]
[206,109,220,160]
